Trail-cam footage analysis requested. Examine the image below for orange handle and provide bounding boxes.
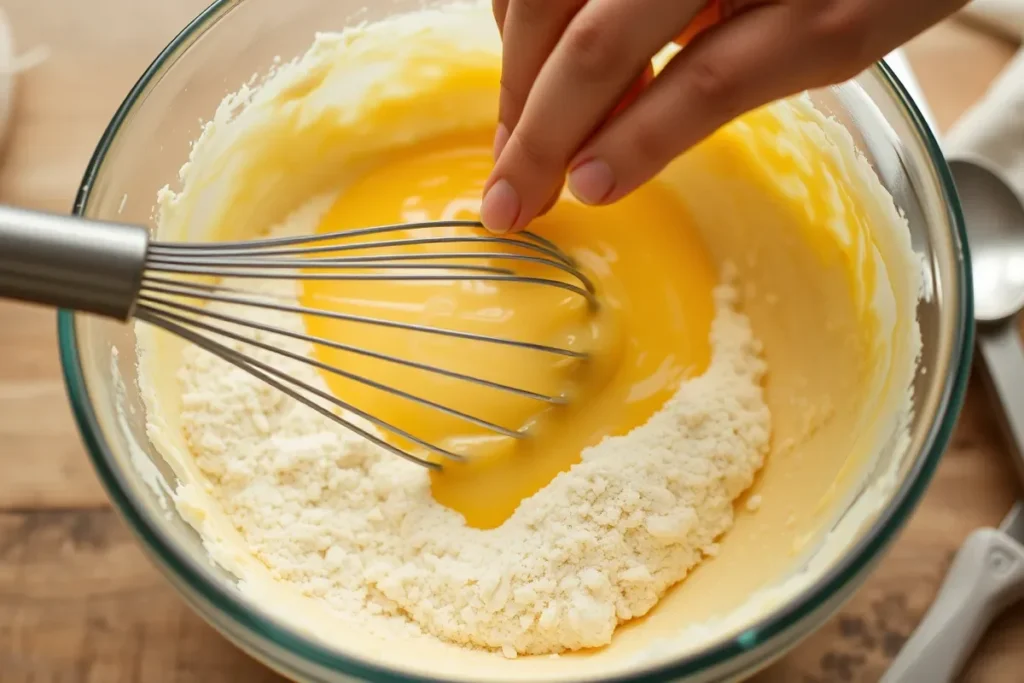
[612,0,722,117]
[675,0,721,45]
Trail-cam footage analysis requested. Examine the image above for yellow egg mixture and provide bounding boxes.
[304,134,716,528]
[140,2,921,680]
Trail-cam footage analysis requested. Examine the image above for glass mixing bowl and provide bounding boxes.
[57,1,973,680]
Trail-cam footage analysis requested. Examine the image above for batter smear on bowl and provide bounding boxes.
[140,0,921,668]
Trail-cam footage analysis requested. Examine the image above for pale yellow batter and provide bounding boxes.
[136,2,922,680]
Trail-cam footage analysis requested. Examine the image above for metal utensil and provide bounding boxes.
[883,503,1024,682]
[0,204,597,469]
[958,159,1024,479]
[884,158,1024,682]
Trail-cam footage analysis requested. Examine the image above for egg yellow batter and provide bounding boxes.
[302,134,716,528]
[134,2,923,679]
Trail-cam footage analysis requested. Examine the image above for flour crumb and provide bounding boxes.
[170,259,772,655]
[746,494,763,512]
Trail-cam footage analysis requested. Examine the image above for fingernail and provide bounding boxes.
[481,179,520,233]
[568,158,615,205]
[493,123,510,161]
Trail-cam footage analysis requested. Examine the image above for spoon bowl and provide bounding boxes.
[950,155,1024,474]
[949,158,1024,322]
[885,157,1024,683]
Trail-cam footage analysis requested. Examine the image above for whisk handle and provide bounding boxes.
[0,205,149,320]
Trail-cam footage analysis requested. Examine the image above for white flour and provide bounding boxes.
[173,204,771,657]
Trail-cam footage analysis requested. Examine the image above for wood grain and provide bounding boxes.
[752,376,1024,683]
[0,509,280,683]
[0,0,213,509]
[0,3,1020,681]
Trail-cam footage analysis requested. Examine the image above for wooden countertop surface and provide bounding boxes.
[0,2,1020,681]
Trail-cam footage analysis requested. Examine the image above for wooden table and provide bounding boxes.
[0,2,1019,680]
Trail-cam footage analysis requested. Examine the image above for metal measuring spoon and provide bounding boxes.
[884,159,1024,683]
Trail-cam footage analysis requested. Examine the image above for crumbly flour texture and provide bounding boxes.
[173,205,772,657]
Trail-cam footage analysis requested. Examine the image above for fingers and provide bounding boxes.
[496,0,585,159]
[482,0,706,233]
[566,6,812,205]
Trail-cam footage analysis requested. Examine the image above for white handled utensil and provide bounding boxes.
[884,159,1024,682]
[882,503,1024,682]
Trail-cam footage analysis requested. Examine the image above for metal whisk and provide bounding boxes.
[0,205,596,469]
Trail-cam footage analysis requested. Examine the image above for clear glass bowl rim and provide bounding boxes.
[56,2,975,680]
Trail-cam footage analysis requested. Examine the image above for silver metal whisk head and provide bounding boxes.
[0,206,596,468]
[133,220,597,469]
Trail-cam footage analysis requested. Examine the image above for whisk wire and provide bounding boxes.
[137,221,598,466]
[147,220,562,256]
[150,234,572,266]
[139,301,527,439]
[145,255,516,275]
[135,286,569,404]
[138,308,460,468]
[138,284,590,357]
[0,208,598,470]
[147,251,594,293]
[142,268,597,307]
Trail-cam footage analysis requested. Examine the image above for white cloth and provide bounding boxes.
[962,0,1024,40]
[0,11,48,146]
[945,0,1024,194]
[885,50,939,133]
[0,9,15,145]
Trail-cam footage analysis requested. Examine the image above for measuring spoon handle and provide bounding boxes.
[977,321,1024,478]
[882,527,1024,682]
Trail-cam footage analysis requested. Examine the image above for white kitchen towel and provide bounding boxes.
[963,0,1024,39]
[0,10,48,146]
[946,1,1024,193]
[885,49,938,133]
[0,9,16,144]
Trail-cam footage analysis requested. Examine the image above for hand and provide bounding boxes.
[481,0,967,233]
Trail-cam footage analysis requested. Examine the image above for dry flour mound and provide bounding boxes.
[173,209,771,657]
